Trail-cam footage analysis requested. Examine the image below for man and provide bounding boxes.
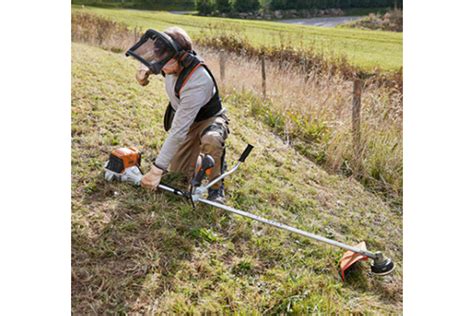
[128,27,229,203]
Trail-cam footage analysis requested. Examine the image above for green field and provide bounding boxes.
[72,42,402,314]
[72,5,402,71]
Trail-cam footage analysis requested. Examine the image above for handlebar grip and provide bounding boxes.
[238,144,254,162]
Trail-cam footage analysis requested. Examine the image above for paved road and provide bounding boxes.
[169,11,362,28]
[168,10,195,15]
[279,16,362,27]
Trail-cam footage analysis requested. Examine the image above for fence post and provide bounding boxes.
[303,57,309,83]
[219,49,225,82]
[261,53,266,99]
[352,78,362,174]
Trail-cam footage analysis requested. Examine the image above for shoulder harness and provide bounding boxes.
[163,51,223,131]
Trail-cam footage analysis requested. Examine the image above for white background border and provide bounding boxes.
[1,0,474,314]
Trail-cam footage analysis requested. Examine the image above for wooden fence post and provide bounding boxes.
[352,78,362,174]
[303,57,309,83]
[219,49,225,82]
[261,54,266,99]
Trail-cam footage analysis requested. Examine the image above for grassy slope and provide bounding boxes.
[72,43,402,314]
[72,5,402,72]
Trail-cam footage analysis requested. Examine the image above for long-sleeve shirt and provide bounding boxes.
[154,66,224,170]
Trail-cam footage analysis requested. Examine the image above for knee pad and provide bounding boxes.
[200,131,224,149]
[200,119,229,141]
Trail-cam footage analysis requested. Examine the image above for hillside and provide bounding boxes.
[72,42,402,314]
[72,6,402,72]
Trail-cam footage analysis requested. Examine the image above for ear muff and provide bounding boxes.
[178,51,196,68]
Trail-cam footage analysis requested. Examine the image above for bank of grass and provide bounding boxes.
[72,5,402,72]
[72,42,402,314]
[199,47,403,208]
[72,11,402,210]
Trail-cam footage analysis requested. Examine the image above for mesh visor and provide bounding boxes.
[126,30,179,74]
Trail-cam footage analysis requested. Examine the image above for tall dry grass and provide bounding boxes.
[202,49,402,207]
[72,12,403,208]
[344,9,403,32]
[72,12,140,52]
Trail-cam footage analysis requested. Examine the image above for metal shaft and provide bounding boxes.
[158,184,187,197]
[204,162,242,190]
[198,198,377,259]
[157,144,376,260]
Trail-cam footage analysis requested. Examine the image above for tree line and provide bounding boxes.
[197,0,402,14]
[72,0,402,13]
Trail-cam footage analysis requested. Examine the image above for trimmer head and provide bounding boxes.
[371,255,395,276]
[340,243,395,280]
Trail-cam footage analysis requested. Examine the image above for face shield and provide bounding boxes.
[126,29,181,74]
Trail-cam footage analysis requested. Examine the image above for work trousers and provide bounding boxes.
[169,114,229,188]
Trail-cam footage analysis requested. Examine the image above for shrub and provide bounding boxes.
[233,0,260,12]
[216,0,232,12]
[196,0,215,15]
[269,0,399,10]
[269,0,287,10]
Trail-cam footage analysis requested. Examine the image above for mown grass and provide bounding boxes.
[72,42,402,314]
[72,5,402,72]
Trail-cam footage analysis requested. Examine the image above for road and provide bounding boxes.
[169,11,362,28]
[279,16,362,27]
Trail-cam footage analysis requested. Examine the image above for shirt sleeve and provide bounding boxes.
[154,68,214,170]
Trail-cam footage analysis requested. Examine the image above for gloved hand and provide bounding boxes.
[141,165,164,190]
[136,66,151,86]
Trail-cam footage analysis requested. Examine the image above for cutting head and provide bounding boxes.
[371,252,395,276]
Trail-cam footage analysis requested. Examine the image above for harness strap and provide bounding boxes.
[171,52,222,123]
[174,54,220,99]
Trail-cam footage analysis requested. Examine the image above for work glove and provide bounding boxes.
[136,65,151,86]
[141,165,164,190]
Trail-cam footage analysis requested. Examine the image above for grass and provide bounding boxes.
[72,5,402,72]
[72,42,402,314]
[195,46,403,208]
[72,10,402,210]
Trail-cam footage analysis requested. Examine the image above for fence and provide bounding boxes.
[218,53,365,167]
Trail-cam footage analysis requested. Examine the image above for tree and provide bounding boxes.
[196,0,215,15]
[216,0,232,12]
[269,0,287,10]
[233,0,260,12]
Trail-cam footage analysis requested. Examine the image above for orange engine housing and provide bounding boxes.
[106,147,141,174]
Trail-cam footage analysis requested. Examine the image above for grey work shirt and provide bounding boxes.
[154,66,225,170]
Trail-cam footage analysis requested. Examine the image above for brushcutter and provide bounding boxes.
[104,145,395,280]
